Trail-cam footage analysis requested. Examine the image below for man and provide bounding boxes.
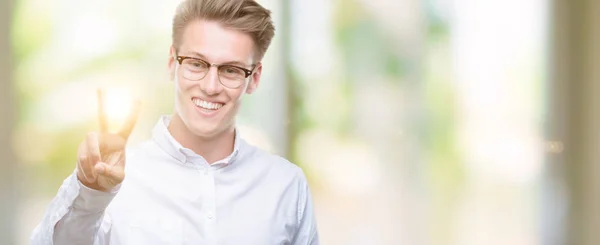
[30,0,320,244]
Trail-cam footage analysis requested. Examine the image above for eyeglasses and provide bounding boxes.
[175,55,256,89]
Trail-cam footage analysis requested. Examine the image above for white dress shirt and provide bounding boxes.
[30,116,319,245]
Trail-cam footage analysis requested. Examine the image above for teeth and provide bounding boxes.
[193,98,223,110]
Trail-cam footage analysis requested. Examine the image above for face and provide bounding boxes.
[168,20,262,139]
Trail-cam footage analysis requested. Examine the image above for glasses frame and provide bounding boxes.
[175,55,256,89]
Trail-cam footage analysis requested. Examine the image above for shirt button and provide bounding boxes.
[207,212,213,219]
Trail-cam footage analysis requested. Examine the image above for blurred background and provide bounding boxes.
[1,0,599,244]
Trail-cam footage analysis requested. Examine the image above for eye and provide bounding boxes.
[183,59,208,70]
[190,61,207,68]
[225,67,235,74]
[222,66,245,76]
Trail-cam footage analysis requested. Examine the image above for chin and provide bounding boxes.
[185,108,232,139]
[187,120,224,138]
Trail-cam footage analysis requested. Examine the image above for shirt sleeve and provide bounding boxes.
[30,169,118,245]
[291,169,320,245]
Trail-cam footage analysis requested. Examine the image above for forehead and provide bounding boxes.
[179,20,255,64]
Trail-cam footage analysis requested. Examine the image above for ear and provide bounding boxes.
[168,46,177,80]
[245,63,262,94]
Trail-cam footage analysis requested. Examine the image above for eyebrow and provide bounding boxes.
[182,51,251,68]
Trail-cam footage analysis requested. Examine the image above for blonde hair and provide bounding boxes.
[172,0,275,61]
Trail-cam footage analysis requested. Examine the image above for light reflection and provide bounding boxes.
[101,87,135,131]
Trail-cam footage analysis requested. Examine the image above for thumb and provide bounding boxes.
[95,162,124,183]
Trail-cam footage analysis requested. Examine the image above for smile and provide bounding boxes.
[192,98,224,110]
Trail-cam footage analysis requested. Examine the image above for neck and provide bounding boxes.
[167,113,235,164]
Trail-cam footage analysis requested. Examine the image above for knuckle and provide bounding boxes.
[90,152,99,159]
[90,147,100,157]
[78,155,88,163]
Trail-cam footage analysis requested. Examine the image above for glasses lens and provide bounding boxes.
[218,66,246,88]
[181,58,209,80]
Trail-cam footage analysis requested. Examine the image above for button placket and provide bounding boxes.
[202,167,217,244]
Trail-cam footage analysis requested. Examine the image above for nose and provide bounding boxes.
[199,66,223,96]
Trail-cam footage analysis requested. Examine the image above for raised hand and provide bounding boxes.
[76,89,141,192]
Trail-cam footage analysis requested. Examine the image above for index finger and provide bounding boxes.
[97,88,108,133]
[118,99,142,139]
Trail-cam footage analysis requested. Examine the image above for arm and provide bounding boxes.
[291,170,320,245]
[30,171,118,245]
[31,89,139,245]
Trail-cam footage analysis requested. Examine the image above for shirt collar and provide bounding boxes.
[151,115,241,165]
